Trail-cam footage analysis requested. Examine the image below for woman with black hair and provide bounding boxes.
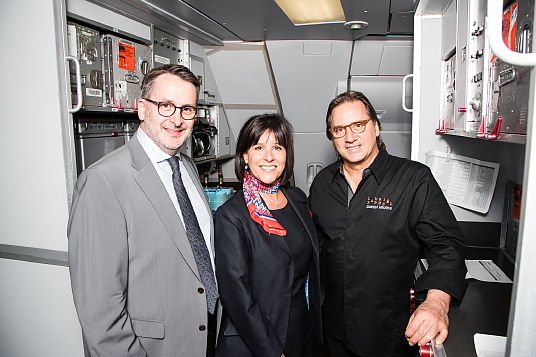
[214,114,322,357]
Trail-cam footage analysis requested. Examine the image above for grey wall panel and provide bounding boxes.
[378,45,414,75]
[350,38,414,76]
[381,132,412,159]
[441,0,457,59]
[349,76,413,132]
[266,40,352,133]
[205,43,278,106]
[294,133,338,193]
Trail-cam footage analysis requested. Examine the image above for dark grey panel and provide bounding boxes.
[417,0,452,15]
[87,0,413,43]
[390,0,418,13]
[183,0,391,41]
[88,0,239,44]
[389,12,414,34]
[0,244,68,267]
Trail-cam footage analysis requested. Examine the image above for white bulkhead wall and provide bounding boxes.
[0,0,152,356]
[0,0,86,355]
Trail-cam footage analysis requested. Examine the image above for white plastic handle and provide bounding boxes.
[402,74,414,112]
[306,162,324,187]
[486,0,536,66]
[65,55,82,113]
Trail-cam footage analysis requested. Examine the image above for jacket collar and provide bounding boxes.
[331,148,390,186]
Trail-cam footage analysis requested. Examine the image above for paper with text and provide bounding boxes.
[421,259,512,283]
[425,151,499,213]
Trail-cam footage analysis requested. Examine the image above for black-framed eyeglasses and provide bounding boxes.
[328,119,371,139]
[143,98,197,120]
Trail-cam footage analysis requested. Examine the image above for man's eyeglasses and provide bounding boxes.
[328,119,371,139]
[143,98,197,120]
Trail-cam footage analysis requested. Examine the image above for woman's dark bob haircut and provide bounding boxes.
[234,114,294,185]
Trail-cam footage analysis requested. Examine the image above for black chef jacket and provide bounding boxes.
[309,149,467,357]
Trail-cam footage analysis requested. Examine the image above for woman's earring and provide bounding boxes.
[245,163,249,170]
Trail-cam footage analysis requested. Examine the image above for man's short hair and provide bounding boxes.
[141,64,201,99]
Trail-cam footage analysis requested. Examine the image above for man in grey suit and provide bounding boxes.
[68,64,218,357]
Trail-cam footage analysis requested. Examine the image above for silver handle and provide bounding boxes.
[431,337,447,357]
[402,74,414,112]
[65,56,82,113]
[419,337,448,357]
[306,162,324,187]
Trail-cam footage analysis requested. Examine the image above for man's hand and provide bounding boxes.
[405,289,451,347]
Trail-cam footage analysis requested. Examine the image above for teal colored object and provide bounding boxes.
[204,188,234,216]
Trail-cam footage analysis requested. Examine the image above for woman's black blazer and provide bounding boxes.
[214,185,322,357]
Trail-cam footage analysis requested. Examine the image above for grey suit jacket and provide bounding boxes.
[68,133,217,357]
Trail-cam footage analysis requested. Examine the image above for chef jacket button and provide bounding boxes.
[198,287,204,294]
[199,325,206,331]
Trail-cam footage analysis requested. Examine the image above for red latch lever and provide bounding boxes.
[488,117,503,140]
[435,119,447,133]
[477,116,487,138]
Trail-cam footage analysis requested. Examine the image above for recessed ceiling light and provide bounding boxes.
[274,0,346,26]
[344,20,369,30]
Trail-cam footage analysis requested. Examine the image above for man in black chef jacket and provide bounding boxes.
[309,91,467,357]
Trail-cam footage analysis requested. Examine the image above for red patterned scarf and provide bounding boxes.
[243,170,287,236]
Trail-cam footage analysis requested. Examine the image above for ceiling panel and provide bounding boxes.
[390,12,414,34]
[184,0,392,41]
[88,0,413,43]
[390,0,418,13]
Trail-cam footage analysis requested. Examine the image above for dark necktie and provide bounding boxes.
[168,156,218,314]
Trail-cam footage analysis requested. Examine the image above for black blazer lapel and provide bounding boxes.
[282,186,320,258]
[255,218,292,258]
[237,190,292,257]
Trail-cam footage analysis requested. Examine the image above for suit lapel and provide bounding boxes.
[128,136,201,281]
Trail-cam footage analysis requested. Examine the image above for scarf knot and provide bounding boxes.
[243,171,287,236]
